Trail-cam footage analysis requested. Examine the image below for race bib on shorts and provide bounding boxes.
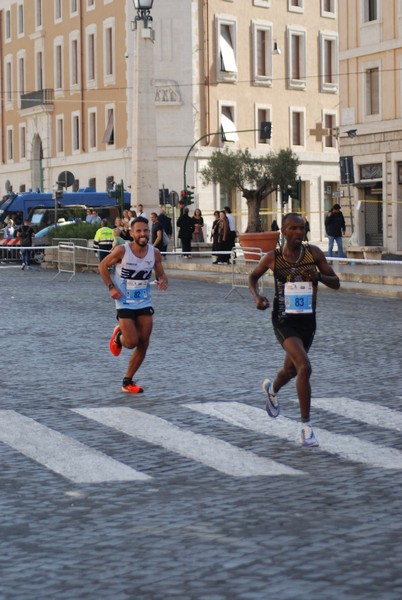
[125,280,149,304]
[284,281,313,314]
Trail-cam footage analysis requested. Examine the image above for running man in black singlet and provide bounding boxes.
[248,213,340,447]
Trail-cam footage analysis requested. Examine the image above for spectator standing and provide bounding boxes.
[150,212,166,253]
[217,210,231,264]
[85,209,93,223]
[4,219,15,239]
[192,208,204,242]
[210,210,220,264]
[177,207,194,258]
[17,220,35,270]
[93,219,114,262]
[325,204,346,258]
[224,206,236,249]
[136,204,148,220]
[157,206,172,238]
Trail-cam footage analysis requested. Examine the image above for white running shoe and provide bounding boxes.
[300,424,319,448]
[262,378,280,418]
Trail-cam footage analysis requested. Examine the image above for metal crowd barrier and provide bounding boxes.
[54,242,76,281]
[225,246,263,299]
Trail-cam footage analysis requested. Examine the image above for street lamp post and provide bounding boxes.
[131,0,158,212]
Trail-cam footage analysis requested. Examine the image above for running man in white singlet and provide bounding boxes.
[99,217,168,393]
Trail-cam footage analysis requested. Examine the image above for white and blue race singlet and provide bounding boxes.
[113,243,155,310]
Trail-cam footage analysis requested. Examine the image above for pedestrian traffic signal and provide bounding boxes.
[159,188,170,205]
[180,190,188,204]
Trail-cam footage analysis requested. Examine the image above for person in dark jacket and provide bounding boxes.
[177,207,194,257]
[325,204,346,258]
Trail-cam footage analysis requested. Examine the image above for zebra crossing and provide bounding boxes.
[0,398,401,483]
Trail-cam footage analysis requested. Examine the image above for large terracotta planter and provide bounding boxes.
[238,231,280,260]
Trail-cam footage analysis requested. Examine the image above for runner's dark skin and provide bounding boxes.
[248,214,340,421]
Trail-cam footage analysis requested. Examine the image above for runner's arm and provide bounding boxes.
[98,245,125,298]
[305,246,340,290]
[154,248,168,290]
[248,251,274,310]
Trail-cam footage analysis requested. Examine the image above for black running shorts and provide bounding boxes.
[116,307,155,320]
[272,314,316,351]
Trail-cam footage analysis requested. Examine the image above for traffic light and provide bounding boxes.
[108,181,125,215]
[159,188,169,205]
[180,190,188,205]
[186,187,194,205]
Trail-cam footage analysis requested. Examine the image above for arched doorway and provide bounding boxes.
[31,134,44,191]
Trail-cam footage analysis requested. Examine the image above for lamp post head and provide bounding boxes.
[133,0,154,28]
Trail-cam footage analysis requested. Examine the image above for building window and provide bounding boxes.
[256,107,272,145]
[55,42,63,90]
[5,10,12,41]
[18,3,24,36]
[36,51,44,90]
[87,0,95,10]
[72,113,80,151]
[320,33,338,93]
[252,22,273,85]
[366,67,379,115]
[104,21,114,80]
[289,0,304,12]
[55,0,62,21]
[56,116,64,153]
[102,107,115,145]
[220,105,239,142]
[290,109,305,146]
[70,37,79,87]
[89,109,97,149]
[7,128,14,161]
[324,113,336,148]
[20,125,26,159]
[36,0,42,29]
[321,0,336,16]
[71,0,78,15]
[216,18,237,82]
[287,29,307,90]
[363,0,378,22]
[18,54,25,106]
[87,30,96,83]
[5,59,13,106]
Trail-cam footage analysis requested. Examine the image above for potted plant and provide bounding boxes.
[201,147,300,256]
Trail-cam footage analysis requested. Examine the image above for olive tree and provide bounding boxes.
[200,147,300,233]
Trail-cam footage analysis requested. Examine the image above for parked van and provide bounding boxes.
[0,188,130,227]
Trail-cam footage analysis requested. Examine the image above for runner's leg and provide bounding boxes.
[280,337,312,421]
[121,315,153,381]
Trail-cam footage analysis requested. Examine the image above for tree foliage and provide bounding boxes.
[201,147,300,232]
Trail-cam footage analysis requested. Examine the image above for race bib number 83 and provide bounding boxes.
[284,281,313,314]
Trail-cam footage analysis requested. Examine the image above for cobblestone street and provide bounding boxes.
[1,265,402,599]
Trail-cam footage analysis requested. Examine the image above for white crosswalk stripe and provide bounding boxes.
[0,410,151,483]
[289,396,402,431]
[73,407,303,477]
[184,402,402,470]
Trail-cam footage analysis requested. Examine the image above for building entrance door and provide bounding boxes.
[364,191,383,246]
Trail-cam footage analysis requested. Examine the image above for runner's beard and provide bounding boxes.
[135,236,149,246]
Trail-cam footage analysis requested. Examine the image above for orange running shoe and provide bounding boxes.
[109,325,122,356]
[122,381,144,394]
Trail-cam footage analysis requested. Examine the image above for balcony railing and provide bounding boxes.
[20,89,54,110]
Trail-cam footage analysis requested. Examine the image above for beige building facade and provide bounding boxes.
[0,0,340,240]
[339,0,402,255]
